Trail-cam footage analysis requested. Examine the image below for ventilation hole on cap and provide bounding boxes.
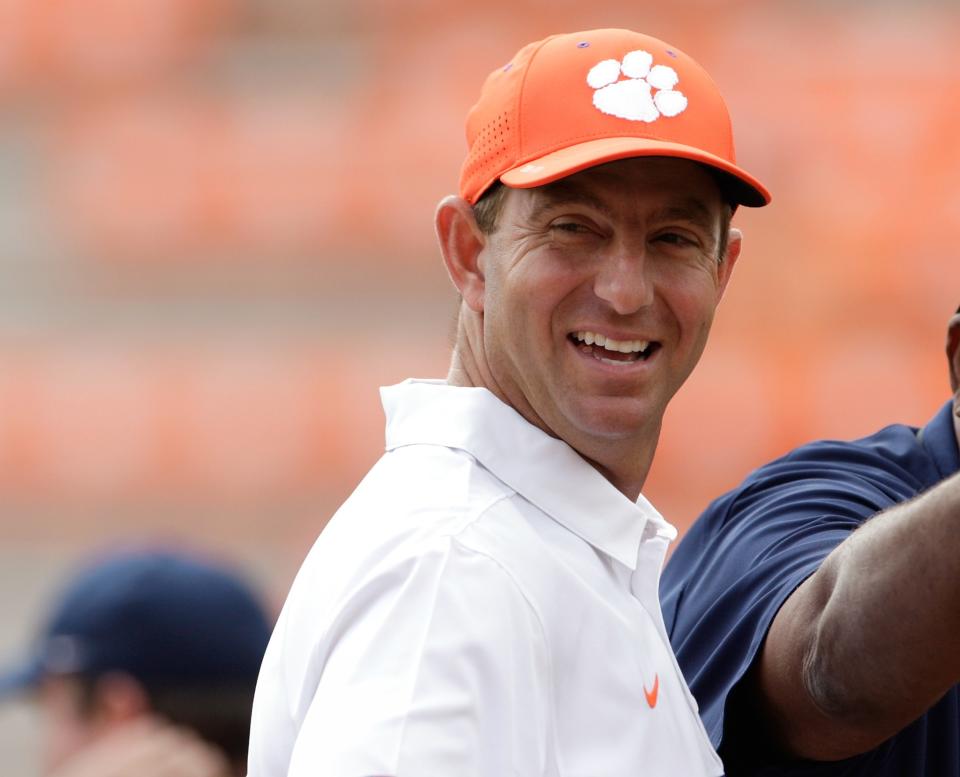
[465,111,513,191]
[577,41,590,48]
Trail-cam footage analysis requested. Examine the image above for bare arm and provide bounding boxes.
[755,470,960,761]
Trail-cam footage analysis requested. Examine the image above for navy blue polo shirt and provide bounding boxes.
[661,401,960,777]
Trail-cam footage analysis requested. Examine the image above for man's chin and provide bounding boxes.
[562,397,662,443]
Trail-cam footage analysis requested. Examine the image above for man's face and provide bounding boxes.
[476,156,738,460]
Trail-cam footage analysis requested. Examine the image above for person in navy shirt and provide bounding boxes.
[661,306,960,777]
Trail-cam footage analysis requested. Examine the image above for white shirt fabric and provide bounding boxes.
[248,379,723,777]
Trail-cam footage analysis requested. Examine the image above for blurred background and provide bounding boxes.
[1,0,959,769]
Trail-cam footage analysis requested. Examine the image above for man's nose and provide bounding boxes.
[592,246,655,315]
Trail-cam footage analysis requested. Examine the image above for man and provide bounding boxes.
[249,28,770,776]
[0,547,273,777]
[661,306,960,776]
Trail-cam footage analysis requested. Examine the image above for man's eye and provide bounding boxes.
[654,232,697,247]
[552,222,592,234]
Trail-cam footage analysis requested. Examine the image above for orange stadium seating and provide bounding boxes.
[0,0,958,552]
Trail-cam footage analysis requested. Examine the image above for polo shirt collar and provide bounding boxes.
[919,400,960,482]
[381,379,675,571]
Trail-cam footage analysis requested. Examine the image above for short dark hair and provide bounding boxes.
[472,182,508,235]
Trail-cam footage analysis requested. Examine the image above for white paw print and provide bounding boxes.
[587,50,688,123]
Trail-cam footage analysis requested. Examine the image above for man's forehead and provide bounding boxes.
[517,161,725,220]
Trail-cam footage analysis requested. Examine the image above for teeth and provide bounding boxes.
[574,331,650,354]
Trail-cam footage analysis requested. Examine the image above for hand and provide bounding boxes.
[49,717,232,777]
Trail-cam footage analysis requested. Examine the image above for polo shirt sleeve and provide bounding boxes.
[286,536,551,777]
[660,444,923,758]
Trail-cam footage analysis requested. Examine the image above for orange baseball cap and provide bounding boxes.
[460,28,770,207]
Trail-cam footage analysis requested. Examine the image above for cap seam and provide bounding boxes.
[514,34,558,172]
[690,63,735,147]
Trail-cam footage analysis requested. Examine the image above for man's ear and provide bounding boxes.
[946,312,960,394]
[92,673,151,725]
[435,195,486,313]
[716,227,743,299]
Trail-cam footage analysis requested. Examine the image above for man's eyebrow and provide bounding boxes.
[526,184,720,236]
[649,199,719,235]
[526,180,616,222]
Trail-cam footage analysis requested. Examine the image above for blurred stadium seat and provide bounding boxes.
[0,0,234,93]
[0,0,958,573]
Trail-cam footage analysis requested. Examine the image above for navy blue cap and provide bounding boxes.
[0,548,273,697]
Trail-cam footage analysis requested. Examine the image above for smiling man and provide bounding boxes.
[248,28,770,777]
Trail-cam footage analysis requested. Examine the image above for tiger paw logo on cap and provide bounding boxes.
[458,29,771,208]
[587,50,688,123]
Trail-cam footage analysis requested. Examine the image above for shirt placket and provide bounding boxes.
[630,527,705,720]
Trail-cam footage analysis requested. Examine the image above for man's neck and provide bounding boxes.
[447,345,656,502]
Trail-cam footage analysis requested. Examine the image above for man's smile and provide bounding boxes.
[569,330,661,367]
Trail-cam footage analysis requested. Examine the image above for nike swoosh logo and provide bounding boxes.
[643,673,659,709]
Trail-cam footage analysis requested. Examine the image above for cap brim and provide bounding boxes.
[499,137,771,208]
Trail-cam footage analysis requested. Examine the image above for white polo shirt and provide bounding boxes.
[248,379,722,777]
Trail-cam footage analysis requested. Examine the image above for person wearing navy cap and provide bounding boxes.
[661,306,960,776]
[0,548,273,777]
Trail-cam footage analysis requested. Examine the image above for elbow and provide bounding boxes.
[798,621,898,759]
[802,636,858,720]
